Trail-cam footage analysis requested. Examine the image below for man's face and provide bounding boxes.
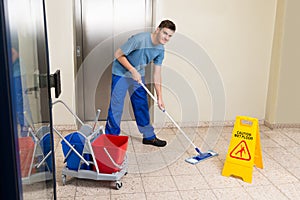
[156,27,174,45]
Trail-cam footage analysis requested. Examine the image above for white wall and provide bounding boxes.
[45,0,278,126]
[45,0,76,125]
[154,0,277,124]
[275,0,300,124]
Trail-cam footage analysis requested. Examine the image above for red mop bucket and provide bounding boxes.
[92,134,128,174]
[18,137,35,177]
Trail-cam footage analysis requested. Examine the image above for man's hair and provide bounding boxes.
[158,20,176,31]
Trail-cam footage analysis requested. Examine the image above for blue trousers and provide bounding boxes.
[13,76,24,126]
[12,75,26,136]
[105,75,155,140]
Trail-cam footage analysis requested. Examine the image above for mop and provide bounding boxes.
[139,82,218,164]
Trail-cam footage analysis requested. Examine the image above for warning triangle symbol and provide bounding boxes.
[230,140,251,161]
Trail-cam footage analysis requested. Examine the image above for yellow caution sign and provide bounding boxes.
[222,116,263,183]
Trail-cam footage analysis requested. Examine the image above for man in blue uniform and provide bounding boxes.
[105,20,176,147]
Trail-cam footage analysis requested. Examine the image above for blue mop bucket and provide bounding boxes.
[61,132,85,170]
[80,154,93,170]
[40,133,53,172]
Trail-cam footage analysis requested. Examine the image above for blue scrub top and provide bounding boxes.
[112,32,164,77]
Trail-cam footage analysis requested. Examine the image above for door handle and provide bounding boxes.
[25,69,61,98]
[49,70,61,98]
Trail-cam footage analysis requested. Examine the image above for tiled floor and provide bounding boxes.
[53,122,300,199]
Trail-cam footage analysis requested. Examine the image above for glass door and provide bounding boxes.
[0,0,57,199]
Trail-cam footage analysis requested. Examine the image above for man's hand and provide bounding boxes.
[115,48,141,83]
[157,98,165,111]
[130,68,142,83]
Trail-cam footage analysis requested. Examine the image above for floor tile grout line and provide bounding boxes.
[280,129,300,146]
[255,152,300,199]
[196,167,220,199]
[262,147,300,181]
[169,174,184,200]
[256,169,293,199]
[140,175,180,200]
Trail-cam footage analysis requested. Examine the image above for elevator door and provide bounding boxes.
[75,0,152,121]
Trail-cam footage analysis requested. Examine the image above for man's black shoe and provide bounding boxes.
[142,137,167,147]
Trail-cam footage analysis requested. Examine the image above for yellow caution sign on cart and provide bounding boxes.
[222,116,263,183]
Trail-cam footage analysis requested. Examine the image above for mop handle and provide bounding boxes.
[139,82,198,150]
[139,82,161,107]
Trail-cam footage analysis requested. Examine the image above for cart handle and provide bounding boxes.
[52,100,84,126]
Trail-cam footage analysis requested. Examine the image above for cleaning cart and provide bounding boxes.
[20,125,53,184]
[52,100,128,190]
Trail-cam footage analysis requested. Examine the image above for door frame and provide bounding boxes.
[0,1,22,198]
[0,0,57,198]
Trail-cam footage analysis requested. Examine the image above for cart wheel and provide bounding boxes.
[116,181,122,190]
[62,175,66,186]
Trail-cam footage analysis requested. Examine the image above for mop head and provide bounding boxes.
[185,150,218,164]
